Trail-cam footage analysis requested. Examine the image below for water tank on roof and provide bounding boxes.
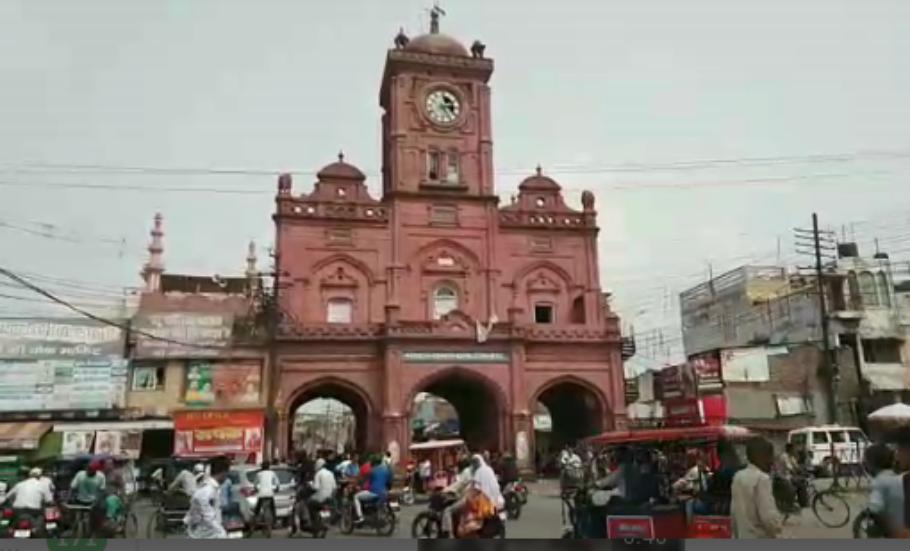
[837,242,859,258]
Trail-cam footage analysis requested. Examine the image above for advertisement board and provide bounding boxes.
[173,410,264,463]
[133,313,232,358]
[184,361,261,407]
[0,318,124,359]
[690,352,723,392]
[0,358,127,412]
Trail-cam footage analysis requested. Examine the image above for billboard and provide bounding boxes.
[184,361,261,408]
[0,318,124,359]
[133,313,233,358]
[0,358,128,412]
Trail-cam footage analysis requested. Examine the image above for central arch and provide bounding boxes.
[407,367,507,452]
[286,378,375,458]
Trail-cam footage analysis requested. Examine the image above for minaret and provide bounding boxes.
[141,213,165,292]
[245,240,259,294]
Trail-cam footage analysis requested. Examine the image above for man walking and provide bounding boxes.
[731,438,783,538]
[185,456,230,539]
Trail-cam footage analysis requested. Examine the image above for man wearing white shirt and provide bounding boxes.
[254,462,280,523]
[7,468,53,533]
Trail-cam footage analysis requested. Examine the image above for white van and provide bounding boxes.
[787,425,868,473]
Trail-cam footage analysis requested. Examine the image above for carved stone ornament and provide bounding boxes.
[320,266,359,288]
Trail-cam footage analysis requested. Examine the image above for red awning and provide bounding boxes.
[0,422,51,450]
[587,425,753,446]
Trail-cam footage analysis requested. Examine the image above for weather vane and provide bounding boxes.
[429,2,446,34]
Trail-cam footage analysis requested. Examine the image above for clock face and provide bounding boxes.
[425,89,461,125]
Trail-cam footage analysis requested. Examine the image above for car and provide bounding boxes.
[788,425,869,475]
[232,464,297,525]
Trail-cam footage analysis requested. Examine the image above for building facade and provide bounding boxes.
[678,243,910,434]
[271,20,624,467]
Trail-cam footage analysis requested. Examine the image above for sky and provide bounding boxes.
[2,0,910,373]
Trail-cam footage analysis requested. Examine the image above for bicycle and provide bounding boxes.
[777,476,851,528]
[64,504,94,540]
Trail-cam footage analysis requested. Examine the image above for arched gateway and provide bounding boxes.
[271,15,626,469]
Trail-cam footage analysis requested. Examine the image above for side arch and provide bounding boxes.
[285,376,377,456]
[512,260,575,289]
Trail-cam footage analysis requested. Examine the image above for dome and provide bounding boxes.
[317,154,365,181]
[404,32,469,57]
[518,168,561,192]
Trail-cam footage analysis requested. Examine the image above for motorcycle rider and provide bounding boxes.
[6,467,53,533]
[440,456,474,537]
[353,454,391,524]
[302,458,337,530]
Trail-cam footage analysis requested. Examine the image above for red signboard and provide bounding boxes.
[663,398,702,427]
[658,366,682,399]
[607,516,655,539]
[173,409,263,463]
[689,516,732,539]
[690,352,723,392]
[701,395,728,426]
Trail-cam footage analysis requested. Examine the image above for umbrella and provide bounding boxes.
[868,402,910,422]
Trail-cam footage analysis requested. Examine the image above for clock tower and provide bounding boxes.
[379,17,494,198]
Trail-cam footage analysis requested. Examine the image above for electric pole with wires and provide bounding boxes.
[794,213,839,424]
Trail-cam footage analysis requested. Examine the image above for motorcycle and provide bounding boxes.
[223,513,248,539]
[513,480,529,505]
[411,490,505,539]
[339,488,398,537]
[0,504,59,539]
[503,487,523,520]
[293,500,331,539]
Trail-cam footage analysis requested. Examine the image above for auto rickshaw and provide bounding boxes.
[408,439,468,493]
[574,424,754,540]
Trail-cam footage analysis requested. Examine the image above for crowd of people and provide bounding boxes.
[1,458,127,537]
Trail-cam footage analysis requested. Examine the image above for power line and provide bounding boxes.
[0,267,233,352]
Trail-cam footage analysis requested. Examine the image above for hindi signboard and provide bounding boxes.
[0,318,124,359]
[173,409,264,463]
[0,358,127,412]
[184,361,261,408]
[133,313,232,358]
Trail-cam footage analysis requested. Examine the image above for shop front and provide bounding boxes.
[173,409,264,465]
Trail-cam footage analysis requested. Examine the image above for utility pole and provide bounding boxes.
[262,249,288,462]
[795,214,839,424]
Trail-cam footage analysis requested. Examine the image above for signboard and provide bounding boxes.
[690,353,723,392]
[402,351,510,364]
[133,313,232,358]
[94,430,142,458]
[658,366,682,399]
[173,410,264,463]
[184,361,261,407]
[720,347,773,382]
[606,516,655,539]
[0,318,124,359]
[0,358,127,412]
[663,398,703,427]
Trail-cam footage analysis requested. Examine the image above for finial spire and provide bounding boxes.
[338,150,345,162]
[246,240,258,277]
[429,2,445,34]
[535,164,542,176]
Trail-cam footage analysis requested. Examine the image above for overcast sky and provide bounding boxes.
[2,0,909,371]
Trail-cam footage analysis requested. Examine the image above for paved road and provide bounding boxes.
[134,479,868,539]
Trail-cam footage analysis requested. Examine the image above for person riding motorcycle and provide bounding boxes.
[442,454,502,538]
[299,458,337,532]
[5,467,53,534]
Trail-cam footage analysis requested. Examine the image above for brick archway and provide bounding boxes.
[285,377,377,457]
[530,375,611,467]
[404,366,509,453]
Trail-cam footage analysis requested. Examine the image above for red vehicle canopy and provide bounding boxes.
[587,424,753,446]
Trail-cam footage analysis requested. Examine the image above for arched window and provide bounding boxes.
[878,272,892,307]
[327,297,353,323]
[858,272,879,307]
[427,151,441,181]
[433,285,458,320]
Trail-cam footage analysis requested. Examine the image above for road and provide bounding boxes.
[134,479,868,539]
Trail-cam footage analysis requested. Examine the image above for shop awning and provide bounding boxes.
[51,419,174,432]
[0,422,52,450]
[861,363,910,392]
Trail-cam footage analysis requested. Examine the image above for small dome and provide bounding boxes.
[519,169,561,192]
[317,154,365,181]
[404,33,469,57]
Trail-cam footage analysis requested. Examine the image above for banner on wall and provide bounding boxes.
[0,318,124,359]
[173,410,264,464]
[0,359,127,412]
[94,430,142,459]
[62,431,94,456]
[133,313,233,358]
[185,361,261,407]
[690,352,723,392]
